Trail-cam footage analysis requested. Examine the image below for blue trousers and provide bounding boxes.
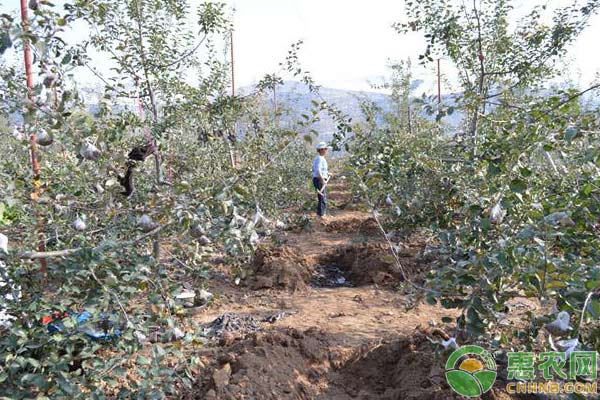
[312,177,326,216]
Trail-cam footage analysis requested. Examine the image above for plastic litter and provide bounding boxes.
[43,310,123,340]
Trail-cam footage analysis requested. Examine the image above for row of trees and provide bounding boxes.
[0,1,351,397]
[350,0,600,350]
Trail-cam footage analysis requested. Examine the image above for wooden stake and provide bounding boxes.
[20,0,47,275]
[229,28,238,167]
[230,30,235,97]
[437,58,441,103]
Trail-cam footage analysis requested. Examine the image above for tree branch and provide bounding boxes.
[485,83,600,114]
[547,83,600,112]
[19,223,174,260]
[151,34,208,69]
[20,248,82,260]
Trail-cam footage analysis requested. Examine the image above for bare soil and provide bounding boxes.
[185,180,532,399]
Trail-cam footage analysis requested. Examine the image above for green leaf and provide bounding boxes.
[519,167,532,177]
[469,204,482,215]
[27,357,40,368]
[61,53,72,65]
[581,183,593,197]
[136,356,152,365]
[425,293,437,305]
[487,163,501,176]
[585,280,599,291]
[0,31,12,55]
[57,376,75,395]
[480,218,492,231]
[510,179,527,193]
[381,255,396,264]
[564,127,579,141]
[232,184,250,198]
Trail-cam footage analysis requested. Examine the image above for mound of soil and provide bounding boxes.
[191,328,517,400]
[328,333,458,400]
[193,327,331,400]
[250,246,312,291]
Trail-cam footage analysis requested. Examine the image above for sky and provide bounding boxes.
[227,0,414,91]
[2,0,599,94]
[226,0,600,92]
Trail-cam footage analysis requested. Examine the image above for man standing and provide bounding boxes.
[313,142,331,219]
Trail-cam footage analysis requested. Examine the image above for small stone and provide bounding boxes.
[138,214,157,232]
[148,331,160,343]
[198,235,212,245]
[176,290,196,307]
[134,330,147,343]
[212,363,232,390]
[172,327,185,340]
[73,217,86,232]
[36,129,53,146]
[189,224,205,238]
[219,331,236,346]
[0,233,8,255]
[205,389,217,399]
[80,142,101,161]
[251,276,273,289]
[217,352,237,365]
[198,289,213,304]
[275,220,287,229]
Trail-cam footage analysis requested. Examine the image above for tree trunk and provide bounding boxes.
[470,0,486,162]
[133,0,161,260]
[20,0,47,276]
[134,0,162,186]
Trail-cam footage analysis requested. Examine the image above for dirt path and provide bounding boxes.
[189,179,513,400]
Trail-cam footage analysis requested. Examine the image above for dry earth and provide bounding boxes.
[182,179,535,400]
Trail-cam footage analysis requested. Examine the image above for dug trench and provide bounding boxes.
[187,181,528,399]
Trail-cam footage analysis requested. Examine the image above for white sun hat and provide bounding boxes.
[316,141,331,150]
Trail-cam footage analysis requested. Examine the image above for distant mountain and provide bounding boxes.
[242,80,463,141]
[7,80,462,138]
[269,81,393,138]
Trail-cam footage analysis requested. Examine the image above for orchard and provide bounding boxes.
[0,0,599,398]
